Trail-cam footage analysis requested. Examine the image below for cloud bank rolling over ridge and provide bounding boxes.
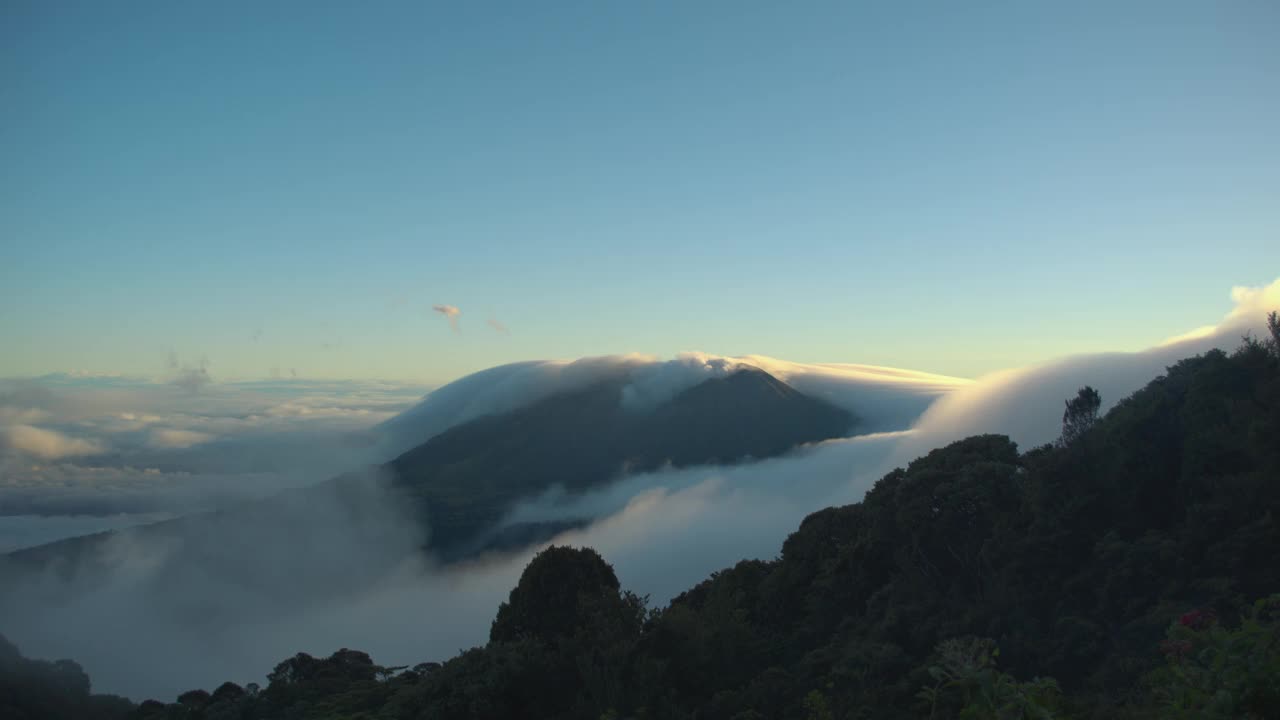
[0,278,1275,701]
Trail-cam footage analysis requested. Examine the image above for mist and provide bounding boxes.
[1,279,1275,702]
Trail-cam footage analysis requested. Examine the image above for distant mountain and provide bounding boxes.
[387,367,854,557]
[2,368,853,579]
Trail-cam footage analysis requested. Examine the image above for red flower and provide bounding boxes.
[1178,608,1217,630]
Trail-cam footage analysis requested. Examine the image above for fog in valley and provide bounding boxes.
[1,279,1276,700]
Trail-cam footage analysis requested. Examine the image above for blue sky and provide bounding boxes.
[2,1,1277,384]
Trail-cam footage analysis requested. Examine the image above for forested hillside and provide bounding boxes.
[5,326,1279,720]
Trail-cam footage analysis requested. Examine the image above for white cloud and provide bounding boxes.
[0,378,429,521]
[148,429,216,449]
[2,277,1276,702]
[379,351,967,455]
[892,276,1280,463]
[0,425,106,459]
[432,304,461,333]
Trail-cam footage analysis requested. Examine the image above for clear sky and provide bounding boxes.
[2,1,1277,384]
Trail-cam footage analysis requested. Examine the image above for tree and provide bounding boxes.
[490,545,624,644]
[210,681,245,704]
[1059,386,1101,446]
[1267,311,1280,356]
[176,688,211,709]
[916,637,1061,719]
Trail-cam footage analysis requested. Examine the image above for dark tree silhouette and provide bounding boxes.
[1268,310,1280,356]
[1059,385,1101,446]
[176,689,210,708]
[210,681,246,704]
[490,545,624,643]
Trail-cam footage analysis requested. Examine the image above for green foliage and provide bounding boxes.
[917,637,1062,719]
[1145,595,1280,718]
[803,689,835,720]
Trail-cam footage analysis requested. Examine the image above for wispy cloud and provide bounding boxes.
[432,304,461,334]
[486,317,509,335]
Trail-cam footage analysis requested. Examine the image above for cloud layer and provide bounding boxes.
[0,424,105,460]
[0,277,1275,702]
[379,351,967,455]
[0,376,430,523]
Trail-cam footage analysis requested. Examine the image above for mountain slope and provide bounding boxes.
[387,367,854,557]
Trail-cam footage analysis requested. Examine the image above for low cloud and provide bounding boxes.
[170,356,212,394]
[1,277,1275,703]
[0,425,106,459]
[892,276,1280,464]
[148,429,216,449]
[432,304,461,334]
[379,351,967,455]
[0,513,175,554]
[0,384,56,425]
[0,377,430,523]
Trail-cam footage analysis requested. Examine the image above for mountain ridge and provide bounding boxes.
[387,366,855,557]
[2,367,855,569]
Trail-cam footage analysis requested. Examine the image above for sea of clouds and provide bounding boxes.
[0,376,431,547]
[0,278,1275,701]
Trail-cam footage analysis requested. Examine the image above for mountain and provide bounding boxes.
[387,367,855,557]
[1,367,853,574]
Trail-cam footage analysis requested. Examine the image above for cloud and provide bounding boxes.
[617,353,759,411]
[0,383,68,425]
[432,304,461,334]
[891,276,1280,464]
[148,429,216,449]
[2,277,1275,703]
[0,513,175,554]
[0,425,106,459]
[0,378,429,522]
[378,352,966,455]
[0,347,966,700]
[170,355,212,394]
[486,317,509,335]
[172,367,212,393]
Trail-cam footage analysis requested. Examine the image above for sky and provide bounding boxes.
[2,1,1277,384]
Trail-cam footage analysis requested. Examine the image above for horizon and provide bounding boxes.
[2,276,1272,386]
